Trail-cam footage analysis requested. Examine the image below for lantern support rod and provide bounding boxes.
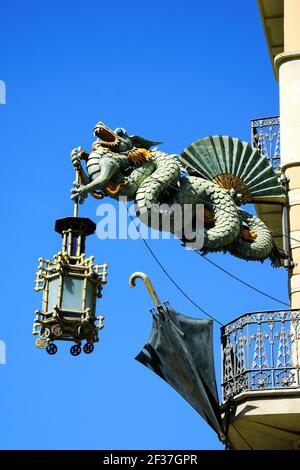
[74,166,79,218]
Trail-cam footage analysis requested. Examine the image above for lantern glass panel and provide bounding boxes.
[61,276,83,311]
[47,277,59,311]
[86,280,96,310]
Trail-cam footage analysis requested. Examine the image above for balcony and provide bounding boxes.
[251,116,285,253]
[221,309,300,449]
[251,116,280,170]
[221,309,300,400]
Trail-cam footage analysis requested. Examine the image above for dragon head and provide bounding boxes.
[93,121,162,153]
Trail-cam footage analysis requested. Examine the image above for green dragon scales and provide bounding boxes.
[71,122,286,266]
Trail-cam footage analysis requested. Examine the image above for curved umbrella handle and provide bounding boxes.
[129,272,166,316]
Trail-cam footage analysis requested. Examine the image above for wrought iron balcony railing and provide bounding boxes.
[221,309,300,402]
[251,116,280,170]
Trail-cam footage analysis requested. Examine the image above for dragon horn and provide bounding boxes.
[130,135,163,150]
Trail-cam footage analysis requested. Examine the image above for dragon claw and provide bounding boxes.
[70,147,84,168]
[71,184,89,201]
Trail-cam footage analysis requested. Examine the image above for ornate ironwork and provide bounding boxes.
[221,309,300,401]
[251,116,280,170]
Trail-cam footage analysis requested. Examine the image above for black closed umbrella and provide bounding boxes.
[130,272,226,443]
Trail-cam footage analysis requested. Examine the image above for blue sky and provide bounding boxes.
[0,0,287,450]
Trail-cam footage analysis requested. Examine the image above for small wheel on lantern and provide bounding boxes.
[35,338,47,349]
[51,324,62,337]
[46,343,58,355]
[70,344,82,356]
[83,343,94,354]
[40,328,51,340]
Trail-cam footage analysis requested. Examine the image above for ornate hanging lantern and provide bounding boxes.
[33,217,107,355]
[33,154,108,356]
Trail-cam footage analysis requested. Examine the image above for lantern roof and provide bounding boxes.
[55,217,96,236]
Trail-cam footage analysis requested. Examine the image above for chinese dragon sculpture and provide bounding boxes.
[71,122,286,266]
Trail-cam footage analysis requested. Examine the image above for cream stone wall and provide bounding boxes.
[275,0,300,309]
[284,0,300,50]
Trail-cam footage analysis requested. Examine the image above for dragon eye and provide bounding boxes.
[115,128,127,137]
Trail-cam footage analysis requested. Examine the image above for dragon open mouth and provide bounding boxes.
[93,122,121,150]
